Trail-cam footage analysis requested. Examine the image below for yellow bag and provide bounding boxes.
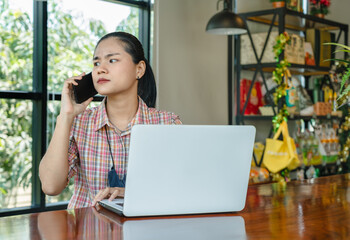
[263,121,300,173]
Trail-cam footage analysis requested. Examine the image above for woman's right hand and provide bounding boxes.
[60,73,93,118]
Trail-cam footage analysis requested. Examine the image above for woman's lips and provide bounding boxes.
[97,78,110,84]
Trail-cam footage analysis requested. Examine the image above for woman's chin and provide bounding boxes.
[96,90,109,96]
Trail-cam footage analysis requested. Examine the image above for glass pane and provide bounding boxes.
[0,99,32,209]
[47,0,140,94]
[0,0,33,91]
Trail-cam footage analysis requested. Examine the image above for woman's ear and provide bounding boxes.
[136,60,146,79]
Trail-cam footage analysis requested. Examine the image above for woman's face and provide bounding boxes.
[92,37,142,98]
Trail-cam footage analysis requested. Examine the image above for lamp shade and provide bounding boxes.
[206,8,247,35]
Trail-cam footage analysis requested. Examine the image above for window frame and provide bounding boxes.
[0,0,151,217]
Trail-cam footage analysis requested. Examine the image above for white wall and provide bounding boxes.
[154,0,228,125]
[327,0,350,42]
[154,0,350,127]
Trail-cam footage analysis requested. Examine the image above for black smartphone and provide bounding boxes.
[72,72,98,104]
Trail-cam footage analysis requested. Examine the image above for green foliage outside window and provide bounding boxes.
[0,0,140,208]
[0,0,33,208]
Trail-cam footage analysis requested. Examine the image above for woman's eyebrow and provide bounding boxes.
[93,53,121,61]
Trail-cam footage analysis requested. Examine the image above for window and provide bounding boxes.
[0,0,33,210]
[0,0,151,216]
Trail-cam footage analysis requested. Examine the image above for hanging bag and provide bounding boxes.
[263,121,300,173]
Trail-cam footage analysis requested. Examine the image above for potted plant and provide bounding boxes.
[323,43,350,107]
[309,0,331,18]
[270,0,286,8]
[323,42,350,166]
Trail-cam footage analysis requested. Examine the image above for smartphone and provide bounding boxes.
[72,72,98,104]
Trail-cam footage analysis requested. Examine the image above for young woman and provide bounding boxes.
[39,32,181,209]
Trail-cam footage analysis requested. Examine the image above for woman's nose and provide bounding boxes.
[96,63,108,74]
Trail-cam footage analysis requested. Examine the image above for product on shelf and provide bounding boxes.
[304,42,316,66]
[309,75,342,116]
[313,122,339,163]
[240,78,264,115]
[249,167,270,184]
[240,31,305,65]
[240,32,278,65]
[285,33,305,65]
[259,106,277,116]
[296,129,322,166]
[313,102,332,115]
[294,120,341,167]
[305,29,335,67]
[296,84,314,116]
[287,87,298,113]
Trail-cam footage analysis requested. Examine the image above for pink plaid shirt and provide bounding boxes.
[67,97,182,209]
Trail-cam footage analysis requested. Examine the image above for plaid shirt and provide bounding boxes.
[67,97,182,209]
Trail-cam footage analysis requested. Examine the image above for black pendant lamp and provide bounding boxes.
[206,0,247,35]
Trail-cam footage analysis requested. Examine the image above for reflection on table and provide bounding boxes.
[33,208,245,240]
[0,174,350,239]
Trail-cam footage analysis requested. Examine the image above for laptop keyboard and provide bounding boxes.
[115,202,124,207]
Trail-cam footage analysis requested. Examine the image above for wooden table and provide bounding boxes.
[1,174,350,239]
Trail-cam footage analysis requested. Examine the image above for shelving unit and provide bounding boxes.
[231,7,349,171]
[233,7,348,127]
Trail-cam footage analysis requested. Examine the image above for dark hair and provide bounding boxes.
[95,32,157,108]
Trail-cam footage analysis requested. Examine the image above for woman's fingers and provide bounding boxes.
[63,73,85,89]
[60,72,93,117]
[108,189,120,201]
[92,188,110,206]
[81,97,94,108]
[92,187,125,206]
[65,73,84,84]
[66,78,78,85]
[61,75,82,97]
[99,188,110,200]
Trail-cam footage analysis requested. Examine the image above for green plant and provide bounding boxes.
[271,32,291,132]
[323,42,350,171]
[270,0,285,2]
[323,43,350,106]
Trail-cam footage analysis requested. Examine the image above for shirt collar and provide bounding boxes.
[94,96,150,132]
[130,96,150,126]
[94,97,109,132]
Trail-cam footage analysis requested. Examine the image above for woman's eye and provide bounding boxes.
[93,62,100,67]
[110,59,118,63]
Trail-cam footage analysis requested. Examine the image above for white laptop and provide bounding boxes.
[99,125,255,217]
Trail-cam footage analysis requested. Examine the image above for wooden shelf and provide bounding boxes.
[246,15,341,32]
[241,63,330,76]
[239,114,342,121]
[239,8,348,32]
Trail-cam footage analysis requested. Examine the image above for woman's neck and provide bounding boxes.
[105,94,139,131]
